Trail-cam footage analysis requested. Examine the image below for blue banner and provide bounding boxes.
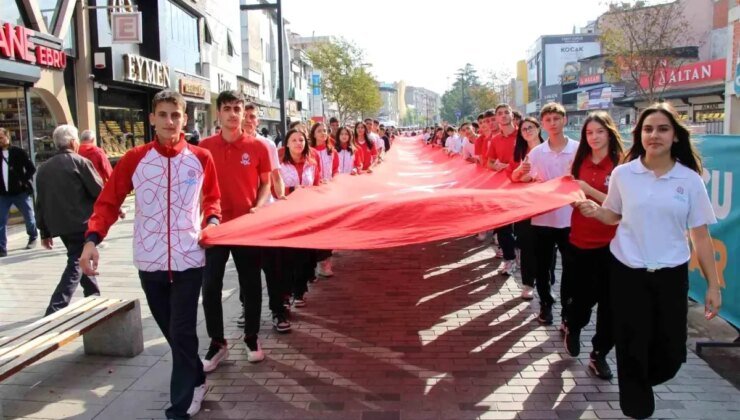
[688,135,739,328]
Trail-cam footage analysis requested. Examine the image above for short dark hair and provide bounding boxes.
[329,117,339,124]
[483,109,495,119]
[494,103,511,113]
[216,90,245,110]
[540,102,566,119]
[476,113,485,121]
[373,119,380,125]
[244,102,259,112]
[512,110,522,120]
[152,90,186,113]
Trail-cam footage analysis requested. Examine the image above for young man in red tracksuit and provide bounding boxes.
[80,90,221,420]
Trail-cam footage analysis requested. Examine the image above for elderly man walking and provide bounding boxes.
[0,127,38,257]
[36,124,104,315]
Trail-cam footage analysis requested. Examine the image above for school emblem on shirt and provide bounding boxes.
[676,186,684,195]
[674,185,687,202]
[240,153,251,166]
[184,169,197,186]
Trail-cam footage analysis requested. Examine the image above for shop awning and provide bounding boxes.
[614,85,724,106]
[562,83,609,95]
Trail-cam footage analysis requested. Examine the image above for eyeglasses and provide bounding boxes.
[522,126,538,132]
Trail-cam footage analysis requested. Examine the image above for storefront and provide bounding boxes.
[174,71,211,139]
[0,19,69,164]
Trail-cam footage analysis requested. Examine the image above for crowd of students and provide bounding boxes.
[419,101,722,420]
[73,86,722,419]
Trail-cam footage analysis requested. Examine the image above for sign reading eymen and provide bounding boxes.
[640,59,726,90]
[124,54,170,88]
[0,22,67,69]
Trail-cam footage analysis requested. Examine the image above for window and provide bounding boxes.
[203,19,213,44]
[227,33,235,56]
[37,0,63,30]
[1,0,28,26]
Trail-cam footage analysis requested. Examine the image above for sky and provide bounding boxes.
[282,0,610,95]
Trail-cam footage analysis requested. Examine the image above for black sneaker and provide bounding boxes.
[537,304,553,325]
[272,312,291,333]
[589,351,613,380]
[564,327,581,357]
[0,249,6,257]
[236,306,245,328]
[25,238,37,250]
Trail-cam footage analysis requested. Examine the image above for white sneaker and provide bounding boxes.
[202,341,229,373]
[245,338,265,363]
[317,259,334,277]
[495,247,504,258]
[520,285,534,300]
[186,382,207,416]
[501,259,516,275]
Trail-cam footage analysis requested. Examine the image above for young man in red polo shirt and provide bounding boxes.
[198,91,272,371]
[486,104,518,274]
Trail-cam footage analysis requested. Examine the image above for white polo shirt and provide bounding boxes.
[255,134,280,205]
[603,159,716,270]
[446,135,462,155]
[461,137,475,160]
[528,137,579,228]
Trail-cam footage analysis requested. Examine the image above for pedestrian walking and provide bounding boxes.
[80,90,222,419]
[575,102,722,419]
[0,127,38,256]
[199,91,273,370]
[36,125,103,315]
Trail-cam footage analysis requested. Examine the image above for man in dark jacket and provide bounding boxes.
[0,127,38,256]
[36,124,103,315]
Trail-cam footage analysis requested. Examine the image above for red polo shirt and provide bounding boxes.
[570,155,618,249]
[486,129,517,164]
[199,132,270,223]
[474,134,489,157]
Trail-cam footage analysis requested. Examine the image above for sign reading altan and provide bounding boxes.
[124,54,170,88]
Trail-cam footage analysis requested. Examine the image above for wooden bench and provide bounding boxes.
[0,297,144,382]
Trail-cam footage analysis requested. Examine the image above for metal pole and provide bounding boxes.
[23,87,35,167]
[276,0,286,139]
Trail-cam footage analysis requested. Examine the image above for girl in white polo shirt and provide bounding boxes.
[576,102,721,420]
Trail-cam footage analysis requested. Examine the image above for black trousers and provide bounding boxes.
[45,232,100,315]
[316,249,332,262]
[202,245,261,340]
[567,245,614,355]
[140,268,205,420]
[494,224,516,260]
[533,226,573,315]
[513,219,536,287]
[261,246,288,315]
[282,247,314,298]
[610,257,688,419]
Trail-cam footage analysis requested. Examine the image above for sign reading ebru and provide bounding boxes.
[123,54,170,88]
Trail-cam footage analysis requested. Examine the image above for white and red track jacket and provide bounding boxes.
[86,136,221,273]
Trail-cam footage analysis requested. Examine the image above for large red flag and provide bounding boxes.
[201,137,581,249]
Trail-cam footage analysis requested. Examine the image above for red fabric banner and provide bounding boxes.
[201,137,581,249]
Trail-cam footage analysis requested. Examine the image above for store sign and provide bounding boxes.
[179,78,207,99]
[0,22,67,69]
[218,73,232,91]
[239,80,259,99]
[124,54,170,88]
[694,103,724,111]
[640,59,726,89]
[578,74,602,86]
[111,12,143,44]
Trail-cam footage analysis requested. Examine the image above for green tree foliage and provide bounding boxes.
[441,64,499,124]
[305,39,381,122]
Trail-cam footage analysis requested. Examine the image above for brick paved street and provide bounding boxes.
[1,198,740,419]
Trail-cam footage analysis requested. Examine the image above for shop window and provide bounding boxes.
[98,106,146,158]
[38,0,64,30]
[204,19,213,45]
[0,86,58,163]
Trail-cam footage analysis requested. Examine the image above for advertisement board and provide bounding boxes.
[543,35,601,87]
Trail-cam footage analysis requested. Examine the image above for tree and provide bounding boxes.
[441,63,492,123]
[306,39,381,122]
[599,0,696,102]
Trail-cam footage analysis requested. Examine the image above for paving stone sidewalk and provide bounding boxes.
[1,199,739,419]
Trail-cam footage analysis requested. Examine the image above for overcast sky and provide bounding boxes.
[282,0,609,94]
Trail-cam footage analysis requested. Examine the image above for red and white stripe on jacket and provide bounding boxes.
[86,138,221,273]
[315,145,339,181]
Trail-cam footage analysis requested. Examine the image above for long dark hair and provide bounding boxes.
[627,102,702,174]
[281,128,315,165]
[309,122,333,153]
[571,111,625,178]
[513,117,544,162]
[354,122,374,150]
[336,126,355,154]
